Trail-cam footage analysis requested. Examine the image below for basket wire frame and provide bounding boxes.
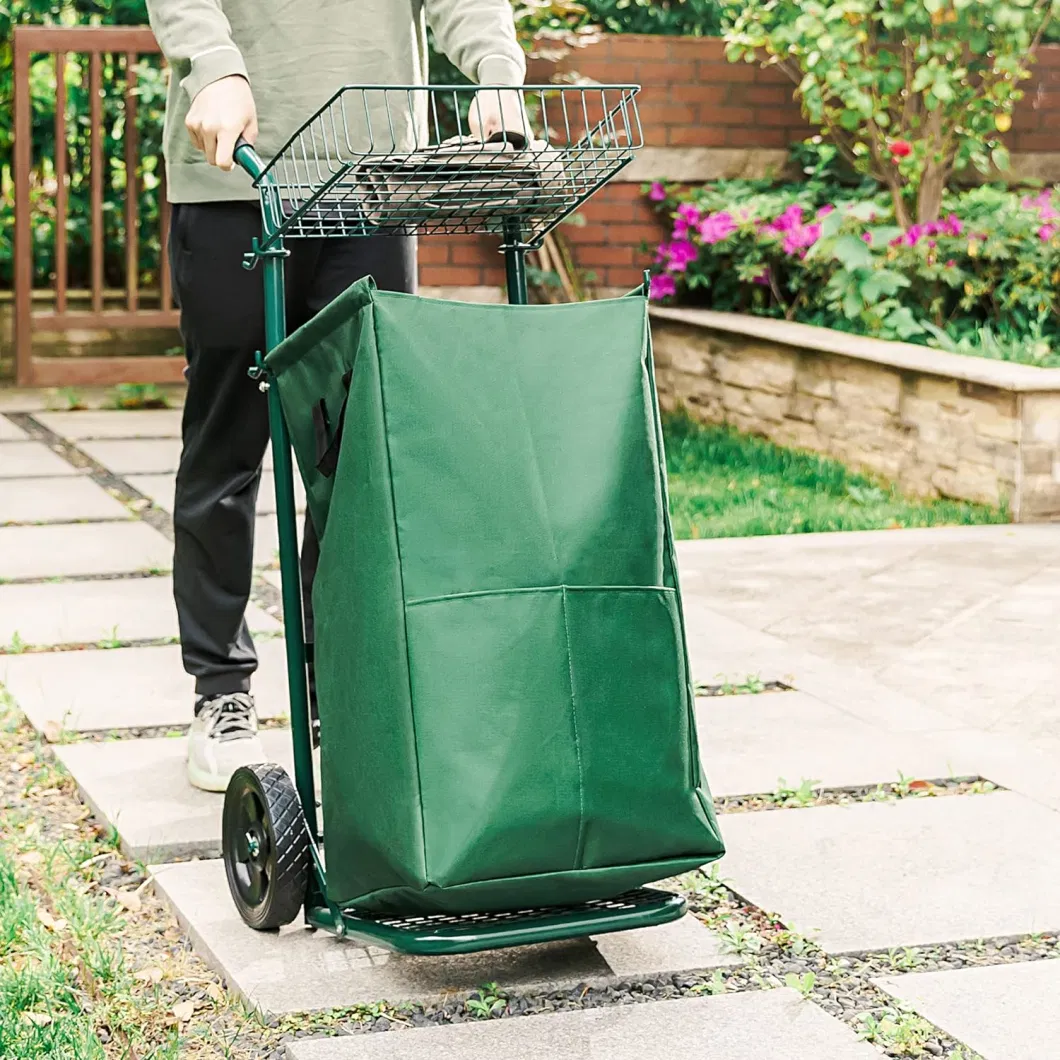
[253,84,642,249]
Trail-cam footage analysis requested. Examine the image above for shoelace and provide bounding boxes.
[199,694,256,742]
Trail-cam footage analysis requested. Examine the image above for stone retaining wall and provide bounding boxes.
[651,308,1060,521]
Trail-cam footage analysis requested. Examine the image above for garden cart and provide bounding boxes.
[221,84,724,957]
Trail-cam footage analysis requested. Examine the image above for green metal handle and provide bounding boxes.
[233,134,266,181]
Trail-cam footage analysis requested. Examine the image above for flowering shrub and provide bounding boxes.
[646,176,1060,365]
[725,0,1059,226]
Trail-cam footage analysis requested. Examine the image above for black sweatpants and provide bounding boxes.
[169,201,416,697]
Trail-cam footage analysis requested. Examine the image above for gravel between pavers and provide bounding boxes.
[715,777,1002,814]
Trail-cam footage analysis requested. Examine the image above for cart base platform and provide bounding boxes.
[305,887,687,956]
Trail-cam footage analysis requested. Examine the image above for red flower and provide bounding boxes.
[890,140,912,159]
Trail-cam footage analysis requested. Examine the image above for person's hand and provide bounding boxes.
[185,75,258,171]
[468,89,529,142]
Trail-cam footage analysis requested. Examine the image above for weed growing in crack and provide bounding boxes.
[772,778,821,808]
[717,922,765,956]
[466,983,508,1019]
[784,971,817,998]
[857,1006,938,1055]
[887,947,927,972]
[97,626,123,650]
[690,969,729,996]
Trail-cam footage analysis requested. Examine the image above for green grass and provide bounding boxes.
[662,413,1007,539]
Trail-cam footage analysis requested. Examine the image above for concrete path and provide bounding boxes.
[2,402,1058,1058]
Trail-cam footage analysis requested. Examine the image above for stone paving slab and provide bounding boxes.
[0,521,173,579]
[0,416,28,441]
[0,440,83,478]
[0,476,132,524]
[0,575,278,649]
[875,568,1060,732]
[916,726,1060,814]
[77,438,184,475]
[35,408,184,439]
[679,526,1060,743]
[284,989,879,1060]
[127,471,306,517]
[0,576,178,647]
[681,598,792,686]
[874,960,1060,1060]
[78,437,274,475]
[716,792,1060,953]
[697,690,974,797]
[150,859,736,1016]
[4,639,290,733]
[57,729,294,860]
[680,599,962,736]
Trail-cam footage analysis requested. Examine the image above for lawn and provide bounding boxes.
[662,413,1007,539]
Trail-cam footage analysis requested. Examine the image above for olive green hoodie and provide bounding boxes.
[146,0,525,202]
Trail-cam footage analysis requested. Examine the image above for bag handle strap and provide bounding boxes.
[312,369,353,478]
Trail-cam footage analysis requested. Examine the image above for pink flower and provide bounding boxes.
[946,259,956,267]
[941,214,963,237]
[752,266,770,286]
[782,222,821,255]
[676,202,702,226]
[817,204,835,218]
[650,273,676,300]
[769,204,805,233]
[649,182,667,202]
[862,232,872,244]
[1023,189,1059,222]
[673,218,691,240]
[900,224,926,247]
[698,211,738,245]
[666,239,700,272]
[1039,224,1056,241]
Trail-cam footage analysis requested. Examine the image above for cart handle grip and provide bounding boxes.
[233,134,267,181]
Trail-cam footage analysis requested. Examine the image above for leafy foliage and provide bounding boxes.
[725,0,1060,225]
[647,159,1060,366]
[582,0,729,36]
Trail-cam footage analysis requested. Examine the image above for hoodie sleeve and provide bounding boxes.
[425,0,526,85]
[145,0,249,101]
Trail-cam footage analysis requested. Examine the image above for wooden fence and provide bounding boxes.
[12,24,183,386]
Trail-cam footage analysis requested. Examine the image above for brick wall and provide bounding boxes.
[422,36,1060,293]
[530,35,810,151]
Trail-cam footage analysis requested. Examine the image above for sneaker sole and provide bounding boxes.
[186,758,233,794]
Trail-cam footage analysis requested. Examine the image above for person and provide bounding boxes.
[145,0,527,791]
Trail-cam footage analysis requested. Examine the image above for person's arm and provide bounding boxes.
[424,0,528,139]
[146,0,257,170]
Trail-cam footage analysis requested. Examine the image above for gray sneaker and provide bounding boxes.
[186,692,266,793]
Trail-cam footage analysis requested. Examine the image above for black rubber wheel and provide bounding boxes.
[222,763,309,930]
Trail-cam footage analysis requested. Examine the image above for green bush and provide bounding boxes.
[581,0,728,36]
[725,0,1059,226]
[646,156,1060,366]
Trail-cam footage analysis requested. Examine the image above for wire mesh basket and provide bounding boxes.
[253,85,642,248]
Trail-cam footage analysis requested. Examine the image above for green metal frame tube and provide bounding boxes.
[261,263,319,845]
[503,219,528,305]
[235,139,319,847]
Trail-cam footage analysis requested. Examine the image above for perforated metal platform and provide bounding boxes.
[308,887,687,956]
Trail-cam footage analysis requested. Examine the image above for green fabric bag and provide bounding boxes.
[265,277,724,915]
